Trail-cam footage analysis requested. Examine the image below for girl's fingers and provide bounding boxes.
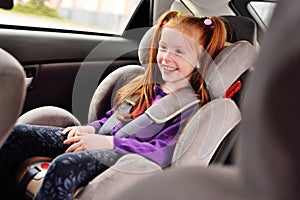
[63,136,80,145]
[67,129,77,139]
[62,127,72,134]
[73,145,85,152]
[77,132,88,136]
[65,141,83,153]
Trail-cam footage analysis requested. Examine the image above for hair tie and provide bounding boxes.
[176,11,182,17]
[201,17,214,29]
[161,11,183,27]
[161,20,168,26]
[204,18,212,26]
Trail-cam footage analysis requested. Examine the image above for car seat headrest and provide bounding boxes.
[170,1,257,44]
[138,27,257,99]
[205,41,257,99]
[221,15,257,44]
[138,27,155,66]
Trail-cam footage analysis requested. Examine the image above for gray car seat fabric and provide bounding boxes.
[17,106,81,127]
[0,48,26,147]
[75,154,163,200]
[88,65,144,123]
[171,0,234,18]
[205,40,256,100]
[171,98,241,167]
[116,0,300,199]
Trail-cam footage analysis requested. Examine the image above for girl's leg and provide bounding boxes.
[0,124,67,171]
[33,150,122,200]
[0,124,67,199]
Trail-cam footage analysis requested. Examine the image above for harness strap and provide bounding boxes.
[19,166,41,197]
[146,87,200,123]
[98,102,132,135]
[98,87,199,138]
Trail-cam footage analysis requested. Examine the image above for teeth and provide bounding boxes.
[163,66,177,71]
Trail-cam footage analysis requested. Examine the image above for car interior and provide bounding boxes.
[15,20,257,199]
[114,0,300,199]
[1,0,294,200]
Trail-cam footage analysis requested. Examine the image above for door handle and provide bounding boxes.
[25,77,33,88]
[24,65,38,89]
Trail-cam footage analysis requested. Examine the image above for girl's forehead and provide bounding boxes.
[160,28,199,47]
[161,28,188,41]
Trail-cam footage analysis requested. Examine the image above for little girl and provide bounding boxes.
[0,11,227,200]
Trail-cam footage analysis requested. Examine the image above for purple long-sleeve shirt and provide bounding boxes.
[89,85,196,167]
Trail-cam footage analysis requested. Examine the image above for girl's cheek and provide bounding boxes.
[156,55,162,64]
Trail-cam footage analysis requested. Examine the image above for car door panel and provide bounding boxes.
[0,28,140,120]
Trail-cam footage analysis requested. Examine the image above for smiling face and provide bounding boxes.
[157,28,202,91]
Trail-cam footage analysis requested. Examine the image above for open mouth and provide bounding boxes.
[163,66,178,71]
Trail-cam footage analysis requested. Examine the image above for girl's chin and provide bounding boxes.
[161,73,180,81]
[161,77,178,83]
[162,77,190,85]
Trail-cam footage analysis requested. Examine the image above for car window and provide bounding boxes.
[247,1,276,31]
[0,0,141,35]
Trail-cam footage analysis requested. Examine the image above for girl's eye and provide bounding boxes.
[175,49,184,54]
[159,45,167,51]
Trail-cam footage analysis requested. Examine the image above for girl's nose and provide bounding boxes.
[162,51,173,62]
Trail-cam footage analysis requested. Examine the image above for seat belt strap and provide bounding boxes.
[146,87,200,123]
[98,102,132,135]
[98,87,200,137]
[19,166,41,197]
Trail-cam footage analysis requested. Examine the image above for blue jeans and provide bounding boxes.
[0,124,122,200]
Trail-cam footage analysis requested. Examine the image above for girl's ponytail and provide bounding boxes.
[199,16,227,79]
[156,11,179,28]
[205,16,227,59]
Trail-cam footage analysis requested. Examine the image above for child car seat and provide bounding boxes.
[16,17,257,199]
[114,1,300,199]
[74,39,256,200]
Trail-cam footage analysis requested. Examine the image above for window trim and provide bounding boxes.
[0,0,146,36]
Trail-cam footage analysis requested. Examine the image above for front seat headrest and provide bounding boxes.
[0,48,26,147]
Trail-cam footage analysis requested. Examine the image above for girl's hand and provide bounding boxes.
[62,125,96,139]
[63,134,114,152]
